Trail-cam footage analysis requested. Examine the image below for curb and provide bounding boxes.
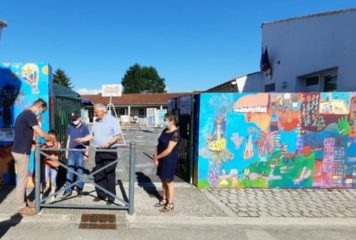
[126,215,356,228]
[0,213,75,224]
[2,212,356,227]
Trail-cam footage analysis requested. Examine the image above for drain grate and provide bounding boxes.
[79,214,117,230]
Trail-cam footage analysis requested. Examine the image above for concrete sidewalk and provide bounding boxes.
[1,183,356,228]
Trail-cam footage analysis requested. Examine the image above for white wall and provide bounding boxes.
[261,9,356,92]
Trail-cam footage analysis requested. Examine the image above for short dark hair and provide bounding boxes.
[165,112,179,125]
[48,129,58,141]
[32,98,47,109]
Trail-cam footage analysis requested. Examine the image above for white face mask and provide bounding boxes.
[73,119,81,126]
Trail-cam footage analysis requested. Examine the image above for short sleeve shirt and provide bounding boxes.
[91,114,122,148]
[12,110,38,155]
[67,124,90,149]
[157,129,180,155]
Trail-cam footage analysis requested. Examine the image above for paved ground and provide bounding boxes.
[204,188,356,218]
[1,224,356,240]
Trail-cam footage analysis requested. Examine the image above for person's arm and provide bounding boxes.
[75,134,93,143]
[155,141,178,160]
[32,125,55,141]
[101,134,122,149]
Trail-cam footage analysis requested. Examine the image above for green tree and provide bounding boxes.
[53,68,74,89]
[122,64,166,93]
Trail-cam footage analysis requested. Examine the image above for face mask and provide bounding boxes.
[73,119,81,126]
[36,111,42,117]
[162,120,169,128]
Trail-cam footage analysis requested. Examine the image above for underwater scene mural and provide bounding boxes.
[197,92,356,189]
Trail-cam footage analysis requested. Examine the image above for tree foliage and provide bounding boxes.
[53,68,73,89]
[122,64,166,93]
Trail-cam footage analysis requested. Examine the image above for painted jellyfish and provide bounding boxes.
[21,63,39,94]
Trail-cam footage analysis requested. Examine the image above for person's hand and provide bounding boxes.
[100,142,111,149]
[75,138,82,143]
[153,156,159,167]
[153,160,159,167]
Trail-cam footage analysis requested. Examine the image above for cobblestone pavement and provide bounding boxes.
[203,189,356,218]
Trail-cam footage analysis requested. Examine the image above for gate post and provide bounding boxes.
[35,142,41,213]
[128,141,136,215]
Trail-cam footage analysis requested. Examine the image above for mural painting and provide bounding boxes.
[0,63,51,186]
[197,92,356,189]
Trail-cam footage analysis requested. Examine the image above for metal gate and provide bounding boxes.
[34,141,136,215]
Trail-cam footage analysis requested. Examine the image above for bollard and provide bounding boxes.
[35,142,41,213]
[128,141,136,215]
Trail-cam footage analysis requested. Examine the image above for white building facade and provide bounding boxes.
[261,8,356,92]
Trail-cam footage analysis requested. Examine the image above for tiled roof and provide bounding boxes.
[81,92,192,106]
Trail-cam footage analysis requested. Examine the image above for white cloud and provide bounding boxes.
[76,88,101,95]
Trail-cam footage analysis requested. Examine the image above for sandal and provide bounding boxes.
[154,199,167,207]
[160,203,174,212]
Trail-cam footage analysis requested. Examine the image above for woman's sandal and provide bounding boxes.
[154,199,167,207]
[160,203,174,212]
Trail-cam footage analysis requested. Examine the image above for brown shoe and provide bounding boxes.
[18,207,36,216]
[27,201,35,208]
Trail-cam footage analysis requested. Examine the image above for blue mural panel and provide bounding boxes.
[0,63,51,185]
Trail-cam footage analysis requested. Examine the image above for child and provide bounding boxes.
[42,130,61,202]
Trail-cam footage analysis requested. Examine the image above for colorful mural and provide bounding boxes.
[0,63,51,186]
[197,92,356,189]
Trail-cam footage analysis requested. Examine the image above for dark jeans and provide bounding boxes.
[94,151,118,201]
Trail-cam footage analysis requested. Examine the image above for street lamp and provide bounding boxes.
[0,19,7,41]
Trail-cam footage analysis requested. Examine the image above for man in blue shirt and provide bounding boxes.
[63,111,90,197]
[76,104,122,204]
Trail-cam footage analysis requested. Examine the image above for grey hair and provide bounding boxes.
[94,103,107,113]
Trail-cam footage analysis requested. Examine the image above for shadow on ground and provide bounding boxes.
[136,172,161,200]
[0,213,23,238]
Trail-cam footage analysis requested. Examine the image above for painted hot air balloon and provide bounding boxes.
[21,63,39,94]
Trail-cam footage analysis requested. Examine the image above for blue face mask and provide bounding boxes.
[162,120,169,128]
[36,111,42,118]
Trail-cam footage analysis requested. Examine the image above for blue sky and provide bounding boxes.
[1,0,356,93]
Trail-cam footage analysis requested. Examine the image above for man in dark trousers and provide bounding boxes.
[75,103,122,204]
[11,98,55,216]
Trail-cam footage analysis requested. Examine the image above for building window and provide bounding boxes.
[324,75,337,92]
[300,67,337,92]
[139,108,145,118]
[304,76,320,92]
[306,76,319,87]
[119,108,125,116]
[265,83,275,92]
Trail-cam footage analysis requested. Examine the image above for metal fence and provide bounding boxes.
[34,141,136,215]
